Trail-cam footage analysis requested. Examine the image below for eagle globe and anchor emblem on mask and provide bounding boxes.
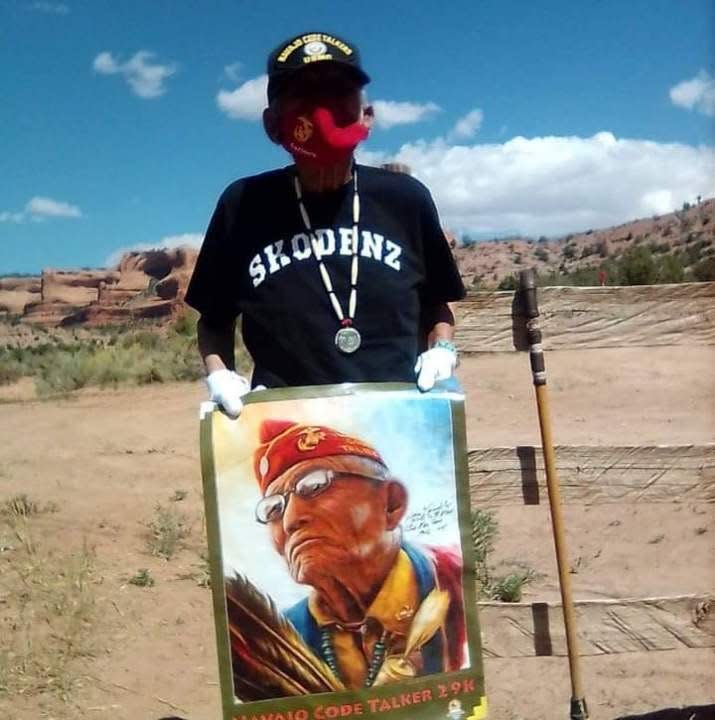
[292,116,313,144]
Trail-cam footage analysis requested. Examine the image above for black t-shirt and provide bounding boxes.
[185,164,465,388]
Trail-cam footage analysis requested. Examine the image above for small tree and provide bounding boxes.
[618,246,656,285]
[692,256,715,282]
[656,254,685,284]
[497,275,518,291]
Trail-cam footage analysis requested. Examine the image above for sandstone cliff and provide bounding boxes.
[5,247,198,326]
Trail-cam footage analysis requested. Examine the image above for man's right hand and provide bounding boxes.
[206,369,251,418]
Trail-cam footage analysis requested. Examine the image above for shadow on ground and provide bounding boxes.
[615,706,715,720]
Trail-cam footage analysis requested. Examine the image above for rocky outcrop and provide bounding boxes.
[61,299,177,327]
[0,289,39,315]
[12,246,199,326]
[0,277,42,315]
[0,277,42,293]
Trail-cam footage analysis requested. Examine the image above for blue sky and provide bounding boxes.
[1,0,713,274]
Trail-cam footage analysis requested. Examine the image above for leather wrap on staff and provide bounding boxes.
[519,269,547,386]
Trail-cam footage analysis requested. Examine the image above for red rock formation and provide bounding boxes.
[0,277,42,315]
[0,289,38,315]
[0,277,42,293]
[59,246,199,326]
[10,246,200,326]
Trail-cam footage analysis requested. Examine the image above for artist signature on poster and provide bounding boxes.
[403,500,456,535]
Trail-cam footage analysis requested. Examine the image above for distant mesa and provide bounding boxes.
[0,246,198,327]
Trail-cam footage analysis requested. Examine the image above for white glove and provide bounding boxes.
[414,342,458,392]
[206,369,251,419]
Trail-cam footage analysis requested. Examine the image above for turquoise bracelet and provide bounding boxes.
[432,339,457,354]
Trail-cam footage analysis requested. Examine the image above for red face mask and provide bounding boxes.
[279,106,369,168]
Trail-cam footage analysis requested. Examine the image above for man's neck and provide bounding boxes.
[295,158,354,193]
[309,542,400,625]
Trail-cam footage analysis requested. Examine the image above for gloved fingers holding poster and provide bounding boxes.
[200,383,486,720]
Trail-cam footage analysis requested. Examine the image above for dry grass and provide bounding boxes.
[144,503,190,560]
[0,510,99,701]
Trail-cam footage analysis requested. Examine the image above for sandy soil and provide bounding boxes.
[1,345,713,720]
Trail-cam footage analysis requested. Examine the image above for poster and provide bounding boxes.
[200,382,487,720]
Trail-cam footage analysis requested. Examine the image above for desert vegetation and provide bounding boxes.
[0,311,250,397]
[472,508,537,602]
[458,197,715,289]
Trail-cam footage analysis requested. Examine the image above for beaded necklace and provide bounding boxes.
[320,627,387,688]
[293,170,362,354]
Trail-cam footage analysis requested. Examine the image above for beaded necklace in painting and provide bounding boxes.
[293,170,362,354]
[320,627,387,688]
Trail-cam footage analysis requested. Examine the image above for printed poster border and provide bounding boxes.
[199,382,487,720]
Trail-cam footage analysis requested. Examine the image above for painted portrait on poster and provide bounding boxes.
[200,384,486,720]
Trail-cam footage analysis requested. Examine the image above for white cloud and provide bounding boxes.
[1,196,82,223]
[669,69,715,117]
[217,74,268,120]
[223,62,243,83]
[105,233,203,267]
[25,196,81,218]
[92,51,118,74]
[447,108,483,142]
[92,50,177,99]
[360,131,715,236]
[31,1,69,14]
[372,100,441,129]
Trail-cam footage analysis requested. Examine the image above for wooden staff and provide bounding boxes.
[518,269,589,720]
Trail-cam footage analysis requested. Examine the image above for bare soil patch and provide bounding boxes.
[1,345,713,719]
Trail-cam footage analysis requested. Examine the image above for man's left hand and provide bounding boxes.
[414,341,458,392]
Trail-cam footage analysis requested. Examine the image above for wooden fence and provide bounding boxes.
[461,283,715,658]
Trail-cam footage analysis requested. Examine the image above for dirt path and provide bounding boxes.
[1,345,713,720]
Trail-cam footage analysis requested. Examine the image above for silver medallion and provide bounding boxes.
[335,326,361,354]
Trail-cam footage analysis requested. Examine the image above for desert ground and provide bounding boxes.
[1,345,714,720]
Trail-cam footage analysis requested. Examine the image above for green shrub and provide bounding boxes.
[656,254,685,283]
[488,569,535,602]
[172,309,199,337]
[691,256,715,282]
[0,357,23,385]
[472,509,498,591]
[618,246,656,285]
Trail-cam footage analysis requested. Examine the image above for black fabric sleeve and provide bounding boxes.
[419,188,466,305]
[184,195,239,327]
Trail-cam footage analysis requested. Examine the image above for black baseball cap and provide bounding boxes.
[266,31,370,103]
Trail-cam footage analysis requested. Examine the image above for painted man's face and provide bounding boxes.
[263,467,405,587]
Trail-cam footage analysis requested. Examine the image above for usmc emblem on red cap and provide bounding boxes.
[296,427,326,451]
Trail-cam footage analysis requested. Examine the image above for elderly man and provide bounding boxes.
[185,31,465,415]
[246,418,467,689]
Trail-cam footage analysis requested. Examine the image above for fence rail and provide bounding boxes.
[455,283,715,352]
[477,594,714,657]
[468,444,715,506]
